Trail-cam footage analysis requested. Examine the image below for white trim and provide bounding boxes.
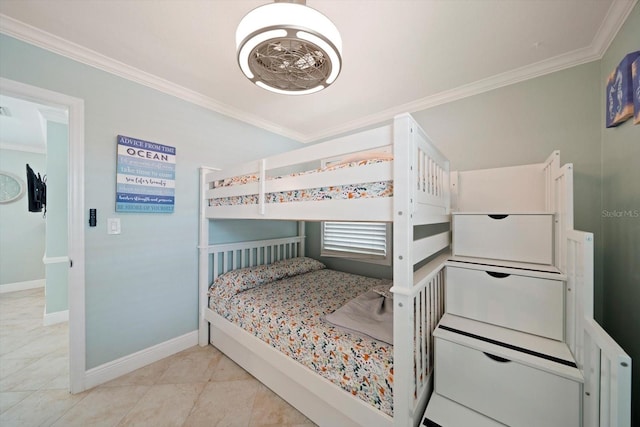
[0,14,306,143]
[43,308,69,326]
[591,0,638,57]
[43,255,70,265]
[1,0,635,144]
[84,331,198,390]
[67,85,86,395]
[290,0,639,142]
[0,279,45,293]
[0,141,47,154]
[38,106,69,124]
[0,77,86,394]
[305,45,602,142]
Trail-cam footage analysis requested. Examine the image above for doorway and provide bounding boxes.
[0,77,85,393]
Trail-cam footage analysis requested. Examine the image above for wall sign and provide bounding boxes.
[116,135,176,213]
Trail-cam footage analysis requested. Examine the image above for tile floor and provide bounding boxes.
[0,288,316,426]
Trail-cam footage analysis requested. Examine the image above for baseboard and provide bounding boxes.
[84,330,198,390]
[0,279,45,294]
[43,308,69,326]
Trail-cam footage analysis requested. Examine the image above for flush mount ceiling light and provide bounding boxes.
[236,0,342,95]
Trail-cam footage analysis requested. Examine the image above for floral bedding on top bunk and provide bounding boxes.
[210,157,393,206]
[208,257,395,416]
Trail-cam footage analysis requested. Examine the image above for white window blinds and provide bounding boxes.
[321,221,390,264]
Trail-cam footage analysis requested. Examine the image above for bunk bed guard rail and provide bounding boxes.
[565,230,632,427]
[582,317,632,427]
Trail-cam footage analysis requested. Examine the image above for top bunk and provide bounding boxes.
[201,114,450,224]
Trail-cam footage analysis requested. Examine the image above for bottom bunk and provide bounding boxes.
[199,237,447,427]
[210,260,395,416]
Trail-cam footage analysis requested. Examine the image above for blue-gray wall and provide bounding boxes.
[44,121,69,314]
[411,61,604,319]
[310,59,604,317]
[0,34,302,368]
[0,148,46,286]
[599,4,640,424]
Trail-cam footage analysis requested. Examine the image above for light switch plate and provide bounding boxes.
[107,218,121,235]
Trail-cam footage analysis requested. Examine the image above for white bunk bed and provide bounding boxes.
[198,114,631,427]
[199,114,449,427]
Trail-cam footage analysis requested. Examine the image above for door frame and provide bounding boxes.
[0,77,86,393]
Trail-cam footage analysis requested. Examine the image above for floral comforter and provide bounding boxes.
[209,267,395,416]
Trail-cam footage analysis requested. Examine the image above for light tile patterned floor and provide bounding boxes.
[0,288,316,426]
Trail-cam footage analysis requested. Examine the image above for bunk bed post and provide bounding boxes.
[198,167,215,346]
[259,159,266,215]
[543,150,560,212]
[449,172,459,211]
[392,114,417,427]
[554,163,574,272]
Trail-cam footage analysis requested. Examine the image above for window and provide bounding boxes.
[321,221,391,265]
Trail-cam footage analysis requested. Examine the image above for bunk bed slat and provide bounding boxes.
[414,291,421,391]
[412,231,450,262]
[206,197,395,221]
[420,287,427,386]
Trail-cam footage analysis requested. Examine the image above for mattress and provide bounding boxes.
[209,158,393,206]
[209,268,395,416]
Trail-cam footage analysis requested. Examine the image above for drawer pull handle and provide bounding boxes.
[486,271,510,278]
[488,214,509,220]
[483,352,511,363]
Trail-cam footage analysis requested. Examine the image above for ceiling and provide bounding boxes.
[0,0,636,143]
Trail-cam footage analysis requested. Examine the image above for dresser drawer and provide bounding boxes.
[452,214,553,265]
[446,266,564,340]
[435,337,580,427]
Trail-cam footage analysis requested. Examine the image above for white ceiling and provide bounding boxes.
[0,0,636,143]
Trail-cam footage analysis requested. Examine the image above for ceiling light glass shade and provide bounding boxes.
[236,2,342,95]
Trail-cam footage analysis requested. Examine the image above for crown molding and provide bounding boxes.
[38,106,68,124]
[591,0,638,57]
[1,0,636,145]
[301,0,639,143]
[304,45,602,142]
[0,14,307,143]
[0,141,46,154]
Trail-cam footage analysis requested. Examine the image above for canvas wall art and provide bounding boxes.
[606,51,640,128]
[632,56,640,125]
